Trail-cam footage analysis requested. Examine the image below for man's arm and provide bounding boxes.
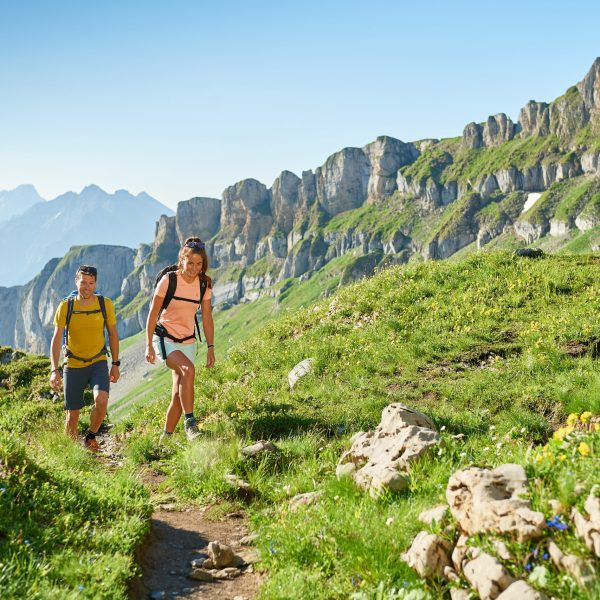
[201,298,215,368]
[107,323,120,383]
[49,325,64,391]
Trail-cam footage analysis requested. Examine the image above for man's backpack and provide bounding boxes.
[62,291,109,363]
[153,265,209,359]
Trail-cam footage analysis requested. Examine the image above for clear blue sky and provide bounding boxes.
[1,0,599,210]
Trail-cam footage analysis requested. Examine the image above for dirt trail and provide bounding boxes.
[94,435,264,600]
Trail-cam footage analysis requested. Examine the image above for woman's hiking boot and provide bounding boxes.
[184,417,201,441]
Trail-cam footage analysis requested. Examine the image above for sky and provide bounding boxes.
[1,0,599,211]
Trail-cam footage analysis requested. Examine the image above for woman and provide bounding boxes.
[145,237,215,441]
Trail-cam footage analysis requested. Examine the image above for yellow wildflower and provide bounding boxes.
[558,454,567,462]
[578,442,591,457]
[594,423,600,432]
[553,426,573,441]
[567,413,579,426]
[580,412,593,423]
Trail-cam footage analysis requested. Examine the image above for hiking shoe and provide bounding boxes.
[184,418,201,441]
[84,437,100,453]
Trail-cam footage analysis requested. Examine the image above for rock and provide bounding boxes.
[401,531,453,578]
[491,539,514,561]
[482,114,516,147]
[188,568,214,582]
[450,590,471,600]
[224,474,255,499]
[207,541,235,568]
[149,592,167,600]
[202,558,214,569]
[214,567,242,579]
[547,540,596,589]
[235,550,260,565]
[496,580,548,599]
[451,534,470,571]
[571,491,600,557]
[190,555,209,568]
[362,136,419,199]
[548,499,566,515]
[289,491,323,511]
[463,122,483,149]
[175,196,221,244]
[241,440,279,457]
[271,170,301,235]
[338,403,438,496]
[463,552,516,599]
[315,147,370,216]
[240,533,259,546]
[418,505,449,526]
[518,101,550,136]
[288,358,314,389]
[446,464,545,541]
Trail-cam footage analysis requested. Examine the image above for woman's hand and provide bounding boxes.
[206,347,215,368]
[145,344,156,364]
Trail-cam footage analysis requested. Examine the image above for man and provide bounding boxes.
[49,265,120,451]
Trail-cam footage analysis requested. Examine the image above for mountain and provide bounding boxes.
[2,58,600,354]
[0,184,45,224]
[0,185,173,286]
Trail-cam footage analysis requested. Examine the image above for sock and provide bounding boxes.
[163,430,173,436]
[184,413,194,421]
[85,430,97,441]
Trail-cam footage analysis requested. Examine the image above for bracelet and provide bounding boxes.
[207,344,214,348]
[51,368,62,374]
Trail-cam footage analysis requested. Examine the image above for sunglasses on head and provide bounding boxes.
[77,265,97,276]
[185,241,205,250]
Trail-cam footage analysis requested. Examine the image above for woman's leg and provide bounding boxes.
[164,370,183,433]
[165,350,195,414]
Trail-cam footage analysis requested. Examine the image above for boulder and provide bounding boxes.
[401,531,452,578]
[547,540,596,589]
[496,580,548,599]
[571,490,600,557]
[418,505,449,526]
[241,440,279,458]
[289,491,323,511]
[207,541,235,568]
[446,464,545,541]
[338,404,438,496]
[288,358,314,389]
[463,552,516,599]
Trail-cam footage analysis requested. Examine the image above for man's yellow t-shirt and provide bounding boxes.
[54,296,116,368]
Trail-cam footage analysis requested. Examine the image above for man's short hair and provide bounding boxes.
[76,265,98,280]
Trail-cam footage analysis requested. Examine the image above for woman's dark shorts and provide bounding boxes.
[63,360,110,410]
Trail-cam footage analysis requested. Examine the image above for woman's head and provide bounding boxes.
[178,237,209,278]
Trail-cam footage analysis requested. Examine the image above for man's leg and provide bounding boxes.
[89,389,109,433]
[65,409,80,438]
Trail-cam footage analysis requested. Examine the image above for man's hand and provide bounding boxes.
[109,364,120,383]
[50,370,62,391]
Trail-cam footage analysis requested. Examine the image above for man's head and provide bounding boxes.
[75,265,97,299]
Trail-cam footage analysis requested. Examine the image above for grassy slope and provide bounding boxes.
[118,252,600,599]
[0,349,151,599]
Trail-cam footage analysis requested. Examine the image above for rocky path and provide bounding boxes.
[94,435,264,600]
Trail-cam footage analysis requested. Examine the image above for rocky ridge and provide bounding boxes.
[4,59,600,353]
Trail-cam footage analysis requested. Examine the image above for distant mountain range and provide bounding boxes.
[0,184,45,225]
[0,185,173,286]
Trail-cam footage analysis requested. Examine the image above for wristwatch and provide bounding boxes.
[112,360,121,367]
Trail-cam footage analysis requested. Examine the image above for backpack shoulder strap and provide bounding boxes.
[161,271,178,312]
[97,295,107,328]
[199,277,207,302]
[65,297,75,328]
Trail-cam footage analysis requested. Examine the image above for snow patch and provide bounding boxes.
[522,193,542,214]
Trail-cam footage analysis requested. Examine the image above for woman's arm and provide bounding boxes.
[201,298,215,368]
[145,294,163,364]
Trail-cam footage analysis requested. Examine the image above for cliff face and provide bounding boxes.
[8,59,600,353]
[7,246,135,354]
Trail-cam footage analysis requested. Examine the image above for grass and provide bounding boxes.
[0,350,151,599]
[112,252,600,598]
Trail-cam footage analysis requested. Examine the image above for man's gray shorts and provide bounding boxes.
[63,361,110,410]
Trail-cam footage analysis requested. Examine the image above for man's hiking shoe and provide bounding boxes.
[184,418,201,441]
[84,437,100,453]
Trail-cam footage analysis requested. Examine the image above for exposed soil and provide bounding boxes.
[130,506,264,599]
[92,435,265,600]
